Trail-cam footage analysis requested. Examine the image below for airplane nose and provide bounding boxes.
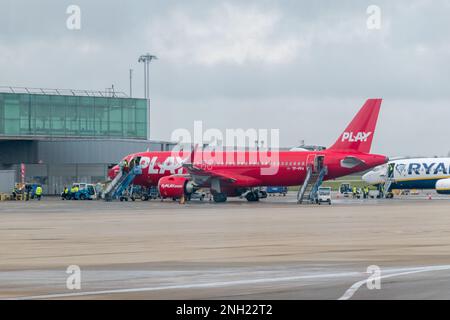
[362,172,372,183]
[362,169,384,185]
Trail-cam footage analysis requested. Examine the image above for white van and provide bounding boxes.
[317,187,332,205]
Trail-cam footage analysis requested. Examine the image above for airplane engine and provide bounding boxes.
[436,179,450,195]
[158,175,195,199]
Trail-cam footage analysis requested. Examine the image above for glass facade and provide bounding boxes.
[0,92,147,139]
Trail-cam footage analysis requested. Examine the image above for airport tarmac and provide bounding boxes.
[1,193,450,300]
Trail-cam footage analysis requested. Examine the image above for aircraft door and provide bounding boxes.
[316,155,325,173]
[130,156,142,169]
[306,154,325,173]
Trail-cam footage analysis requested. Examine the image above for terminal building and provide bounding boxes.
[0,87,174,194]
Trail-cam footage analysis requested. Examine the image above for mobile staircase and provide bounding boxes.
[297,165,328,204]
[382,178,394,198]
[103,165,142,201]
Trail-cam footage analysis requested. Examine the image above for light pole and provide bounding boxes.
[138,53,157,140]
[129,69,133,98]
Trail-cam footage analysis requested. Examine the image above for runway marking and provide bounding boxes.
[8,271,362,300]
[7,265,450,300]
[338,265,450,300]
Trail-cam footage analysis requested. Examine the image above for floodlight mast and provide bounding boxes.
[138,53,157,140]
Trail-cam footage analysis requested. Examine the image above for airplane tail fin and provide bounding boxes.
[329,98,382,153]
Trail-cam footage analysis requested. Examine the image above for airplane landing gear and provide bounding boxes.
[213,193,227,203]
[245,191,259,202]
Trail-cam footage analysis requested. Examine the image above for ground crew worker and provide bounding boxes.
[35,185,43,201]
[62,186,69,200]
[352,186,357,198]
[12,184,19,200]
[388,163,394,178]
[70,185,78,200]
[25,184,31,201]
[364,186,369,199]
[73,185,79,200]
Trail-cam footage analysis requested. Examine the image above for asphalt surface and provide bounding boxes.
[1,192,450,300]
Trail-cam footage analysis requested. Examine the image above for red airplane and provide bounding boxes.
[108,99,387,203]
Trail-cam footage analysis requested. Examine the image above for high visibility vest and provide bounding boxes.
[36,187,42,195]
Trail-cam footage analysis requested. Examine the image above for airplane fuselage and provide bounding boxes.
[108,98,387,201]
[363,158,450,191]
[111,150,387,191]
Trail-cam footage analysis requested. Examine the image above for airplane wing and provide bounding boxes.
[184,164,236,182]
[183,164,262,187]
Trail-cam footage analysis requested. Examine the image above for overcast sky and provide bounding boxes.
[1,0,449,157]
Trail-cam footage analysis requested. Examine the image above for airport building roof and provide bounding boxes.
[0,86,130,98]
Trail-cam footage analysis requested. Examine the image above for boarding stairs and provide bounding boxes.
[103,165,142,201]
[297,165,328,204]
[382,178,393,198]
